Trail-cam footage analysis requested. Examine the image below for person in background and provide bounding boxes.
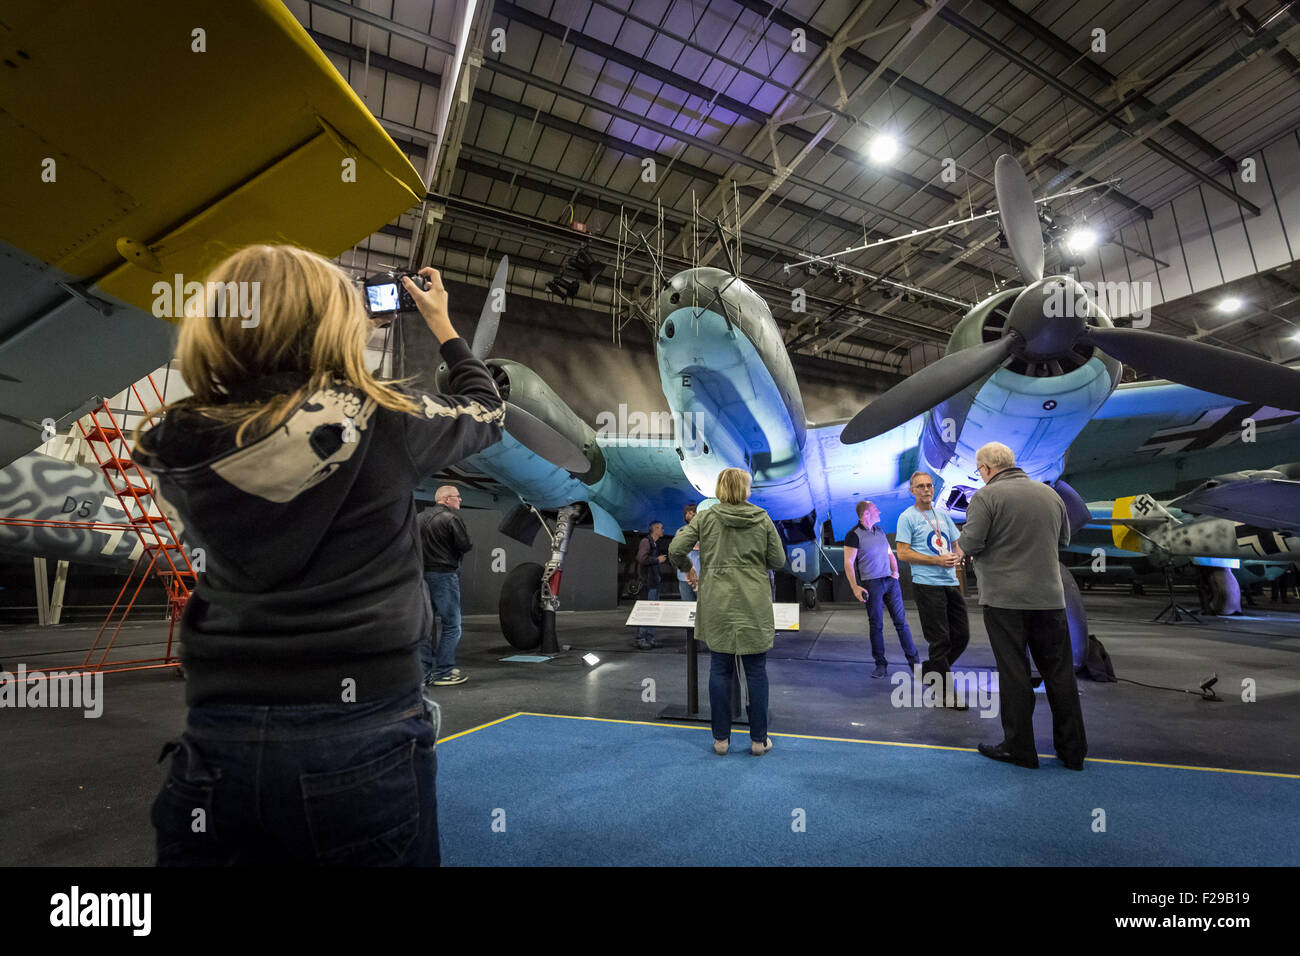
[669,469,786,756]
[676,503,702,646]
[132,244,503,865]
[896,470,970,707]
[957,442,1086,771]
[633,520,667,649]
[417,485,471,687]
[844,500,921,679]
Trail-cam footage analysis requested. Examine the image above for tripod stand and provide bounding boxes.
[1152,564,1203,624]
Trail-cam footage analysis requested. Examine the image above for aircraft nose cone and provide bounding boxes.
[1007,277,1087,359]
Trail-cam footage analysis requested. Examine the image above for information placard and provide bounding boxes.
[625,602,800,630]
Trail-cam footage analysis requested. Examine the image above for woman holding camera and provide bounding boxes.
[133,245,502,866]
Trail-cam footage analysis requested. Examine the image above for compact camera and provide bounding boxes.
[362,272,429,318]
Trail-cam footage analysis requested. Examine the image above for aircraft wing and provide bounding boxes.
[1062,382,1300,501]
[447,433,701,541]
[804,415,926,540]
[0,0,425,466]
[1170,476,1300,536]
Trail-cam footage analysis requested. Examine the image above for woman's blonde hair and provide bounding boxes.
[143,244,420,446]
[715,467,752,504]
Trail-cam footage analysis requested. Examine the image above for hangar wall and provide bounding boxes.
[1077,128,1300,352]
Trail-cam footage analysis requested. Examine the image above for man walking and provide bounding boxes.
[896,470,970,707]
[957,442,1086,770]
[418,485,471,686]
[634,520,668,649]
[845,500,920,679]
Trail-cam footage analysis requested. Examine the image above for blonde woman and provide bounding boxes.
[132,245,503,866]
[669,468,786,755]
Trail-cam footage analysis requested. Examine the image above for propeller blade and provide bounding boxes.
[994,154,1044,283]
[504,402,591,473]
[1083,327,1300,411]
[470,256,509,360]
[841,336,1016,444]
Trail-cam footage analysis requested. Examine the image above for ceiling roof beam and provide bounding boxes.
[310,0,456,55]
[724,0,1151,218]
[930,4,1260,214]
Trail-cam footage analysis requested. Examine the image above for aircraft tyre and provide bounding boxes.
[803,586,818,611]
[1207,567,1242,615]
[499,561,545,650]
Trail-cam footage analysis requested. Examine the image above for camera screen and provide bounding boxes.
[366,281,400,314]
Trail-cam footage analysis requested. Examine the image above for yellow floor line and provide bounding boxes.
[437,711,523,744]
[438,710,1300,779]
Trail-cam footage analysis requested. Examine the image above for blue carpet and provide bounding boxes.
[437,713,1300,866]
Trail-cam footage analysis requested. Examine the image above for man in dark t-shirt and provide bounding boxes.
[844,500,920,678]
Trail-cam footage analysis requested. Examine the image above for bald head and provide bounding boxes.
[975,442,1016,480]
[435,485,462,510]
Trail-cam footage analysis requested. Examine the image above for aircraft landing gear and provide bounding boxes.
[802,585,818,611]
[497,504,582,653]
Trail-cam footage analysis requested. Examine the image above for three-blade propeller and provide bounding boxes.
[841,155,1300,445]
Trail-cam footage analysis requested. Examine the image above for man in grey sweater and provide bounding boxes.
[956,442,1087,770]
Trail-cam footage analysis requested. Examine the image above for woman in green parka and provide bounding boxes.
[669,467,787,756]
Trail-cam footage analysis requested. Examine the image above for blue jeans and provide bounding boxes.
[421,571,462,680]
[709,651,768,742]
[637,586,660,640]
[152,689,440,866]
[863,575,919,666]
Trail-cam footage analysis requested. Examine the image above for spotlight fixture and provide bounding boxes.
[1216,296,1242,313]
[866,134,898,164]
[1199,673,1221,701]
[545,275,581,301]
[1065,226,1098,253]
[570,247,605,283]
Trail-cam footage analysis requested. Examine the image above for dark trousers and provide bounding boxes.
[152,689,441,866]
[862,576,919,665]
[983,606,1087,766]
[709,651,768,742]
[913,583,970,676]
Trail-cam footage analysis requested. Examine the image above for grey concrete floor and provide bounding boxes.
[1,589,1297,865]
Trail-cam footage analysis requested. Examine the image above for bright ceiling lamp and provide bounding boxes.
[1216,296,1243,313]
[1065,226,1097,253]
[866,134,898,164]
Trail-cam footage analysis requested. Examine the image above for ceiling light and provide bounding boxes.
[1065,227,1097,253]
[866,134,898,164]
[1216,296,1242,313]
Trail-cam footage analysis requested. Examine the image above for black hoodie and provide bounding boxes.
[132,337,503,707]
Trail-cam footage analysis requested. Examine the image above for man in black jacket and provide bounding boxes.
[418,485,472,686]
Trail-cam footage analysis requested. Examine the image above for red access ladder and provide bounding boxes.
[74,373,197,673]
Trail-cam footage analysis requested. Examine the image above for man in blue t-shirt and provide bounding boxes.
[896,470,971,705]
[845,500,920,679]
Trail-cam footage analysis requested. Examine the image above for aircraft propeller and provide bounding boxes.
[470,257,590,474]
[841,154,1300,444]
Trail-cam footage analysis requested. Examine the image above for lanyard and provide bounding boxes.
[919,508,948,553]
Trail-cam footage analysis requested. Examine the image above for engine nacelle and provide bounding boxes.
[482,359,607,484]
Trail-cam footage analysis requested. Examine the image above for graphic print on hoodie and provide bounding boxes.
[132,337,503,706]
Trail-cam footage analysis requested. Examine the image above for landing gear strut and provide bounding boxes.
[498,504,582,653]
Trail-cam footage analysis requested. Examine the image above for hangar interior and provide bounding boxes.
[2,0,1300,868]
